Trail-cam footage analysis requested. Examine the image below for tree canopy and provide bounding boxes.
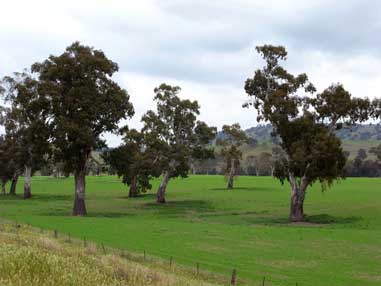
[104,128,160,198]
[142,83,216,203]
[32,42,134,215]
[217,123,248,189]
[0,70,51,198]
[245,44,370,221]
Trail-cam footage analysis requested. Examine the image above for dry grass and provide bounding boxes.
[0,220,222,286]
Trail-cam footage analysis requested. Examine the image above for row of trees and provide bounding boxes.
[0,42,243,215]
[345,147,381,177]
[1,42,380,222]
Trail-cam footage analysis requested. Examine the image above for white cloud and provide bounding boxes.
[1,0,380,147]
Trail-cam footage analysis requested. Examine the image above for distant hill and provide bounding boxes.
[217,124,381,159]
[245,123,381,142]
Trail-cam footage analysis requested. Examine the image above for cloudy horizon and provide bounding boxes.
[1,0,380,146]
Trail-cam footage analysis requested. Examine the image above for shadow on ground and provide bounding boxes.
[142,199,215,216]
[209,186,274,192]
[304,214,361,224]
[0,193,72,203]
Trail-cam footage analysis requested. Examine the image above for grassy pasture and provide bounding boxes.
[1,175,381,285]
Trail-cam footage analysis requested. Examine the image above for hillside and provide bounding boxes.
[0,219,223,286]
[242,124,381,159]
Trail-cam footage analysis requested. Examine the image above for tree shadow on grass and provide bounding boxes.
[40,208,138,218]
[0,194,22,201]
[0,193,72,203]
[304,214,361,225]
[258,214,362,226]
[116,193,157,200]
[142,200,215,216]
[209,187,273,192]
[200,210,270,218]
[31,194,73,202]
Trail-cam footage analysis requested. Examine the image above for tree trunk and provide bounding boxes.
[73,169,87,216]
[1,181,6,196]
[289,173,308,222]
[9,175,18,195]
[227,163,235,189]
[290,187,305,222]
[24,165,32,199]
[157,171,170,203]
[128,176,138,198]
[270,166,274,177]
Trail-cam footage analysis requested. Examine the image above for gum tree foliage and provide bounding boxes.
[217,124,248,189]
[32,42,134,215]
[244,45,370,222]
[370,145,381,161]
[0,135,22,195]
[103,128,160,198]
[369,100,381,174]
[0,71,51,198]
[142,83,217,203]
[369,144,381,176]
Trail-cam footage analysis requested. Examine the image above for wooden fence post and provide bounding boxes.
[230,269,237,285]
[169,256,173,268]
[262,276,266,286]
[54,230,58,238]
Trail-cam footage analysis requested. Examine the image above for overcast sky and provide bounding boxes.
[1,0,380,146]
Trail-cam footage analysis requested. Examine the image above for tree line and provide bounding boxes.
[1,42,380,222]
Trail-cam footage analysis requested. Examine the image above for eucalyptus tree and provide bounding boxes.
[33,42,134,215]
[0,136,15,195]
[370,145,381,161]
[245,45,370,222]
[0,71,50,198]
[104,128,160,197]
[142,83,216,203]
[217,124,248,189]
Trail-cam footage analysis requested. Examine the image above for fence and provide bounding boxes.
[3,219,304,286]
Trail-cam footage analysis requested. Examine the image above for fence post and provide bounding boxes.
[144,250,146,261]
[262,276,266,286]
[196,262,199,276]
[101,242,106,254]
[169,256,173,268]
[54,230,58,238]
[230,269,237,285]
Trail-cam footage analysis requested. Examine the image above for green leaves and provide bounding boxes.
[142,83,216,179]
[217,123,248,178]
[0,70,50,172]
[103,128,160,194]
[245,44,365,189]
[34,42,134,172]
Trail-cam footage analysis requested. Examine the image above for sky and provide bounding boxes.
[1,0,380,146]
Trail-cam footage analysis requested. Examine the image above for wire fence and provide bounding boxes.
[0,218,309,286]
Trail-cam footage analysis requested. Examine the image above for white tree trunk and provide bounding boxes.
[24,165,32,199]
[157,171,170,203]
[227,163,236,189]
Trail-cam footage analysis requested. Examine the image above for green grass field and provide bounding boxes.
[1,175,381,286]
